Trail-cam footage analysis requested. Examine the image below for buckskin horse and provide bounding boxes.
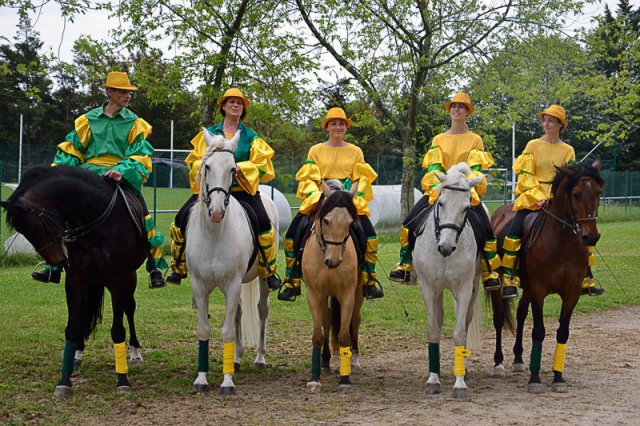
[489,161,604,393]
[1,166,151,397]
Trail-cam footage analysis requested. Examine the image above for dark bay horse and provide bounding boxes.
[303,180,363,393]
[1,166,149,397]
[489,161,604,393]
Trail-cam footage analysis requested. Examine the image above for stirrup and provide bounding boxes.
[582,277,605,296]
[266,272,283,291]
[278,284,301,302]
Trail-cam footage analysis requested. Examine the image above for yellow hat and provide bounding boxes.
[322,107,353,128]
[102,72,138,91]
[538,104,568,126]
[444,92,474,115]
[217,88,250,109]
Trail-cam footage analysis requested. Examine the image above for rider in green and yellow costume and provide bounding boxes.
[389,92,501,292]
[502,105,603,298]
[165,88,282,291]
[32,71,168,288]
[278,107,384,301]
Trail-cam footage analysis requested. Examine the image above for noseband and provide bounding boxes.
[434,185,470,242]
[317,218,350,254]
[542,176,599,235]
[201,148,236,218]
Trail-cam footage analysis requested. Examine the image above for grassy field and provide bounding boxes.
[0,216,638,423]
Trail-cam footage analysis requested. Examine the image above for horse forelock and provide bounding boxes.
[317,190,359,223]
[201,135,229,163]
[435,163,471,195]
[552,162,605,195]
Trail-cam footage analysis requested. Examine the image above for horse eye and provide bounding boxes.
[323,218,330,226]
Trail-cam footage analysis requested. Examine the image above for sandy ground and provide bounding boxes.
[75,305,640,425]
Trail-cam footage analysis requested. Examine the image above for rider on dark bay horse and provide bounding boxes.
[388,92,501,292]
[501,104,604,298]
[31,71,168,288]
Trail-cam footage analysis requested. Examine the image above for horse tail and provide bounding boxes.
[240,277,262,348]
[330,296,341,355]
[83,280,105,340]
[466,284,483,351]
[486,289,516,335]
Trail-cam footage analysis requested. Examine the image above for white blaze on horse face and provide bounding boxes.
[201,131,237,223]
[321,207,352,268]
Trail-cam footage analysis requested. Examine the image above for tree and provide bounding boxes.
[294,0,592,214]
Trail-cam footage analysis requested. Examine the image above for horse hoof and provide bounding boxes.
[491,364,505,377]
[306,381,322,394]
[253,361,266,369]
[234,362,241,372]
[129,358,144,367]
[426,383,440,394]
[54,385,72,398]
[73,359,82,368]
[551,382,568,393]
[528,383,544,394]
[452,387,468,399]
[193,383,210,393]
[219,386,236,396]
[337,384,353,393]
[512,362,526,373]
[116,385,132,393]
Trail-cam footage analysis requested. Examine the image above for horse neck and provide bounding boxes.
[35,177,109,222]
[191,196,241,237]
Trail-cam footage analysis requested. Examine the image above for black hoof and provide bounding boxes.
[219,386,236,396]
[116,385,132,393]
[54,385,72,398]
[193,383,210,393]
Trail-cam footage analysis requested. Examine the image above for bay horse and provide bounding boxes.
[489,161,604,393]
[412,163,484,398]
[0,166,148,397]
[303,180,363,394]
[187,129,277,395]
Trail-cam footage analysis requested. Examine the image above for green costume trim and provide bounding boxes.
[530,340,542,374]
[61,340,77,375]
[311,347,321,379]
[428,342,440,374]
[198,340,209,372]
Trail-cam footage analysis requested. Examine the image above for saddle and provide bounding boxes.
[292,213,367,273]
[494,204,545,257]
[118,186,146,239]
[236,200,260,273]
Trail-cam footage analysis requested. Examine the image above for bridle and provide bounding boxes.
[434,185,470,243]
[201,148,236,218]
[541,176,599,235]
[316,216,351,254]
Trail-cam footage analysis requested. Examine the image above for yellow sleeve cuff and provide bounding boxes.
[249,138,276,183]
[423,146,443,169]
[236,161,260,195]
[296,162,322,183]
[514,188,546,211]
[515,173,541,195]
[128,118,153,143]
[421,170,441,193]
[189,159,202,194]
[513,153,535,175]
[468,149,494,169]
[352,162,378,184]
[353,196,371,217]
[299,191,323,215]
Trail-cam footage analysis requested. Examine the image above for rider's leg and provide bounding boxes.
[167,194,197,285]
[135,194,167,289]
[389,195,431,283]
[360,216,384,300]
[472,204,501,291]
[32,263,62,284]
[501,209,530,298]
[278,213,304,301]
[581,247,604,296]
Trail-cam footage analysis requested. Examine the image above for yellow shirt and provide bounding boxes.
[428,132,484,170]
[513,139,575,211]
[307,143,364,179]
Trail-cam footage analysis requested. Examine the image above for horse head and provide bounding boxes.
[315,180,359,268]
[200,128,241,223]
[433,163,483,257]
[552,160,604,246]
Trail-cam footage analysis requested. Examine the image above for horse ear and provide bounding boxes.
[349,180,359,198]
[321,180,332,197]
[228,130,241,152]
[435,172,447,183]
[592,159,601,171]
[202,127,213,147]
[468,174,484,188]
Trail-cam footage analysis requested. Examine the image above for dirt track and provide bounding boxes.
[76,305,640,425]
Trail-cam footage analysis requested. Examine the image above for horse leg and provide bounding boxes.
[350,289,364,371]
[123,279,143,367]
[306,289,327,393]
[422,288,443,395]
[527,298,546,393]
[490,290,506,376]
[192,278,212,393]
[451,287,473,399]
[512,294,530,373]
[253,277,270,369]
[219,282,243,395]
[74,339,85,368]
[110,289,131,392]
[234,302,244,372]
[336,293,355,392]
[551,295,579,393]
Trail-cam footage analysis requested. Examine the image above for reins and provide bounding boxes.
[541,177,599,235]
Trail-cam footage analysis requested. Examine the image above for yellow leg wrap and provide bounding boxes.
[223,342,234,375]
[361,271,377,286]
[257,227,277,279]
[501,252,517,270]
[394,263,412,272]
[582,277,597,289]
[453,345,471,377]
[114,342,128,374]
[504,236,522,253]
[340,346,352,377]
[365,237,378,266]
[588,246,596,267]
[144,214,167,270]
[169,223,187,275]
[284,278,302,289]
[399,227,410,250]
[284,239,296,270]
[552,343,567,373]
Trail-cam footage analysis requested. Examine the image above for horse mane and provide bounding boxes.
[551,162,605,195]
[434,162,471,194]
[5,166,51,204]
[317,190,359,223]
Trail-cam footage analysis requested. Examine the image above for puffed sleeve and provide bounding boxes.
[420,145,445,202]
[513,152,546,211]
[466,149,494,203]
[186,131,207,194]
[351,162,378,216]
[235,137,276,195]
[113,117,154,192]
[52,115,91,167]
[296,159,323,215]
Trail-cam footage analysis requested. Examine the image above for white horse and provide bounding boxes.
[413,162,484,399]
[186,129,279,395]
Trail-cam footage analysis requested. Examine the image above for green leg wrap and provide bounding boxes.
[399,245,413,267]
[530,340,543,374]
[61,340,77,375]
[311,347,321,380]
[198,340,209,373]
[428,342,440,374]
